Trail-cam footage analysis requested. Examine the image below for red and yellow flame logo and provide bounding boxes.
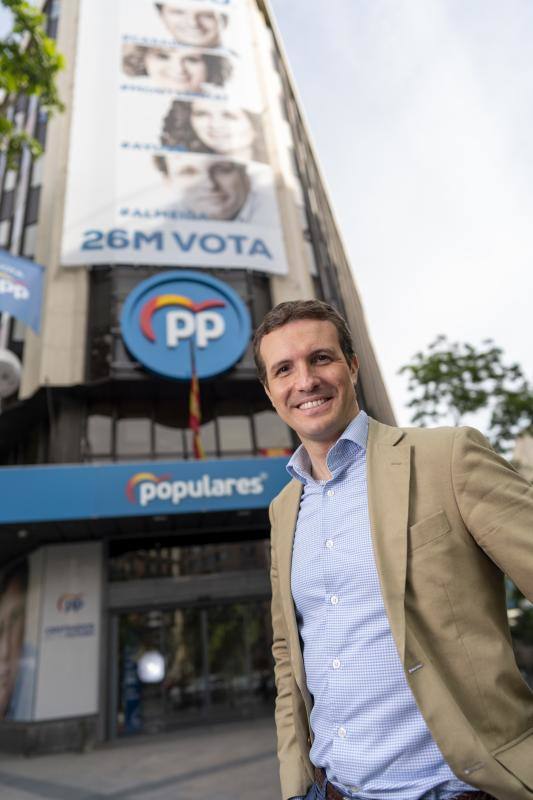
[140,295,225,342]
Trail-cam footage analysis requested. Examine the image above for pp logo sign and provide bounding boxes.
[120,271,251,380]
[140,295,226,350]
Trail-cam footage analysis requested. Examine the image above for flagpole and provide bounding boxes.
[188,337,205,460]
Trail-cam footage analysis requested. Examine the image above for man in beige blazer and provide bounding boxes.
[253,300,533,800]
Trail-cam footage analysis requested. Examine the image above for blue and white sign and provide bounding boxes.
[0,250,44,333]
[0,456,290,524]
[120,271,251,379]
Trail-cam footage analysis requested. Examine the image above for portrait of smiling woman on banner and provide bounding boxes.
[161,98,267,162]
[122,43,233,96]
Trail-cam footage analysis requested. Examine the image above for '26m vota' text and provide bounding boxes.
[81,229,273,259]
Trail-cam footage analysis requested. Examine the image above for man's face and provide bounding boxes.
[159,5,222,48]
[0,578,25,718]
[165,157,249,220]
[260,319,359,449]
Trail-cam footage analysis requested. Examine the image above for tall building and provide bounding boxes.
[0,0,394,752]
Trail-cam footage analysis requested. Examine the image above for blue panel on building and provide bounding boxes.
[0,457,290,524]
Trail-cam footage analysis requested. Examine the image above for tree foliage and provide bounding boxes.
[399,335,533,453]
[0,0,65,168]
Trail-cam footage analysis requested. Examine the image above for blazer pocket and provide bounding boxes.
[409,510,451,551]
[493,730,533,791]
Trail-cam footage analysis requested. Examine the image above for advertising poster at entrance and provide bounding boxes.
[61,0,288,274]
[33,543,102,720]
[0,552,41,721]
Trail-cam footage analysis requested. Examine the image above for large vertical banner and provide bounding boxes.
[33,543,102,720]
[61,0,288,274]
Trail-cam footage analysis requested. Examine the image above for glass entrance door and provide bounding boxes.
[114,599,273,737]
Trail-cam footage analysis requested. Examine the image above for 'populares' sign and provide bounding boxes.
[120,271,251,379]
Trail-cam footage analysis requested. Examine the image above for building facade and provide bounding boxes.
[0,0,395,753]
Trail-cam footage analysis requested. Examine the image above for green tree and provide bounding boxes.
[0,0,64,168]
[399,335,533,454]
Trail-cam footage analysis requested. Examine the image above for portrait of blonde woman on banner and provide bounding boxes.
[161,98,267,162]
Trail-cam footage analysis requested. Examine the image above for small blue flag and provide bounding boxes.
[0,249,44,333]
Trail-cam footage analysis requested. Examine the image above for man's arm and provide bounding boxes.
[270,501,312,800]
[452,426,533,600]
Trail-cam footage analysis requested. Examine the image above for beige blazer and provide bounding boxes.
[270,418,533,800]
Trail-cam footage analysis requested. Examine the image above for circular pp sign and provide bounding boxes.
[120,271,251,380]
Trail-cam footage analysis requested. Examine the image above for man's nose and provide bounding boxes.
[294,363,319,391]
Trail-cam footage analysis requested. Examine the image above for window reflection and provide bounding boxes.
[154,423,183,458]
[116,417,151,458]
[110,540,268,581]
[218,416,252,454]
[254,410,292,450]
[87,414,112,456]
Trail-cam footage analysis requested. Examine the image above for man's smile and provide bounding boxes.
[295,397,332,411]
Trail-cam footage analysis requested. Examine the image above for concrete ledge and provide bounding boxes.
[0,715,98,756]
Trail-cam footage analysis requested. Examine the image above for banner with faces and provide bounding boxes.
[61,0,288,273]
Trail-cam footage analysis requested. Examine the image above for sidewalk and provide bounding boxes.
[0,717,280,800]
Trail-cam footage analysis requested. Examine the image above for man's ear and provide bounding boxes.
[350,354,359,385]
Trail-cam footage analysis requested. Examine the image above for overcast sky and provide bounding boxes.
[2,2,533,424]
[269,0,533,424]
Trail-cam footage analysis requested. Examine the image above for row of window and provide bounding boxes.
[110,540,269,582]
[85,408,294,461]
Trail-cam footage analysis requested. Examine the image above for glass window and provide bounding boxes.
[116,417,151,458]
[22,223,37,257]
[0,190,14,221]
[0,220,10,247]
[154,423,183,458]
[87,414,112,456]
[25,186,41,225]
[218,415,252,454]
[4,170,17,191]
[31,157,44,186]
[11,316,25,342]
[254,410,292,451]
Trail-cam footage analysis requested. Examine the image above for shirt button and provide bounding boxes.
[332,658,341,669]
[325,539,334,549]
[330,595,339,605]
[338,726,346,738]
[327,489,334,497]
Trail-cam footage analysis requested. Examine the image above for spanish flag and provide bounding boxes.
[189,344,205,459]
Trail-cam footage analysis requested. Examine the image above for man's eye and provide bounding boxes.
[314,353,330,362]
[275,365,289,375]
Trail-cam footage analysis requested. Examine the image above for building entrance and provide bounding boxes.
[114,599,274,737]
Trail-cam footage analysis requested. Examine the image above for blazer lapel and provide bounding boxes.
[275,479,312,712]
[367,417,411,662]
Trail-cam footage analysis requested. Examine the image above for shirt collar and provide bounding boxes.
[287,410,368,484]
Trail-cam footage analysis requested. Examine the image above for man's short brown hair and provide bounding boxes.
[253,299,355,384]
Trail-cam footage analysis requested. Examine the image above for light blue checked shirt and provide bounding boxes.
[287,411,475,800]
